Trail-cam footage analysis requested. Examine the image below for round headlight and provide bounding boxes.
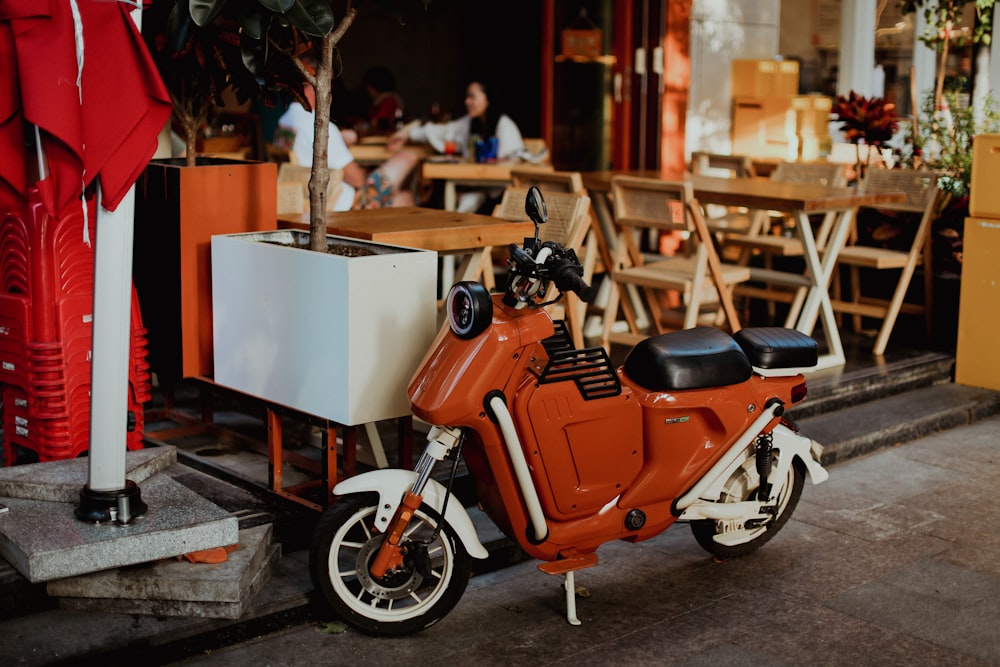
[446,281,492,339]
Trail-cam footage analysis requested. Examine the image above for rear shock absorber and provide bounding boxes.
[755,431,774,502]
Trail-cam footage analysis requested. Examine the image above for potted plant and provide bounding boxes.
[136,0,358,381]
[894,88,1000,274]
[831,91,900,183]
[134,1,288,381]
[166,0,440,424]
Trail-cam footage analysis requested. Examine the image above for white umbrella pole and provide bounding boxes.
[76,1,146,523]
[77,184,146,523]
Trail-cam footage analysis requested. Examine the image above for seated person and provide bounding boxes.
[363,65,404,135]
[390,80,524,213]
[277,84,418,209]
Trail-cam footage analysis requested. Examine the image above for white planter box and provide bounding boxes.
[211,230,438,426]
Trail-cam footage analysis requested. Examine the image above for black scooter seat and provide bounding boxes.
[733,327,818,369]
[623,327,751,392]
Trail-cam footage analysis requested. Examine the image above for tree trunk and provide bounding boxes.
[308,6,359,252]
[309,34,334,252]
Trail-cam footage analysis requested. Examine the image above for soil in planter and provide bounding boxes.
[261,237,379,257]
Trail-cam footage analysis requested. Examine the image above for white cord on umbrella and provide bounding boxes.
[68,0,90,245]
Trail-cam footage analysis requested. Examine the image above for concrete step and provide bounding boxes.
[799,382,1000,466]
[48,524,279,620]
[791,350,955,420]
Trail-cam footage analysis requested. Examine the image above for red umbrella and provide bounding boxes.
[0,17,26,215]
[0,0,170,497]
[0,0,171,216]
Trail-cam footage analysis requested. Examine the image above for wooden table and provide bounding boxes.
[582,171,906,370]
[422,158,553,211]
[277,206,533,285]
[350,142,434,167]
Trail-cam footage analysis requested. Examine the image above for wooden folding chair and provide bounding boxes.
[726,161,850,322]
[689,151,760,256]
[493,187,593,348]
[690,151,756,179]
[831,168,943,355]
[277,163,344,213]
[600,176,749,349]
[510,168,584,193]
[509,168,613,339]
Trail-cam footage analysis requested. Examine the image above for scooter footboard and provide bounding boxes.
[333,470,490,559]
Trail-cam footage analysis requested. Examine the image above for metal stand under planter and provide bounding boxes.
[210,230,438,508]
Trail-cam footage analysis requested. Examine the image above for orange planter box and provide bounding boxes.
[134,158,277,380]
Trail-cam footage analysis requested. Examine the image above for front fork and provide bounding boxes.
[368,426,463,579]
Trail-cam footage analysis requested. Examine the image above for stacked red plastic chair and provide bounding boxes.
[1,189,149,465]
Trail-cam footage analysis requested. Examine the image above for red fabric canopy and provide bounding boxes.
[0,0,171,215]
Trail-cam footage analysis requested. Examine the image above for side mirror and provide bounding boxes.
[525,186,548,226]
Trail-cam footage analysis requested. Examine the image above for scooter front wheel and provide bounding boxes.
[309,493,471,636]
[690,454,805,559]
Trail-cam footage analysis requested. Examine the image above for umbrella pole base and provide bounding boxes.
[76,480,147,524]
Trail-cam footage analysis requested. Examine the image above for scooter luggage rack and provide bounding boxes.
[539,321,621,400]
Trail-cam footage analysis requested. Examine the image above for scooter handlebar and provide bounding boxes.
[549,255,595,303]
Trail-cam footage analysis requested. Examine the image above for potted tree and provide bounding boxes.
[172,0,438,426]
[133,0,292,382]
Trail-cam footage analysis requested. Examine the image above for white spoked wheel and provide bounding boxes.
[690,449,805,559]
[310,494,470,636]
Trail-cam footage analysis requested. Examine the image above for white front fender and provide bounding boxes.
[333,470,490,559]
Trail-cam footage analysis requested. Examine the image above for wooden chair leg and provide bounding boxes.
[873,262,921,356]
[850,265,862,333]
[600,279,623,351]
[923,239,934,343]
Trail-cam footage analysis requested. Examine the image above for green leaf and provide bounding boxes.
[317,620,348,634]
[189,0,227,27]
[240,32,268,75]
[283,0,335,37]
[235,3,266,40]
[165,1,194,53]
[258,0,296,12]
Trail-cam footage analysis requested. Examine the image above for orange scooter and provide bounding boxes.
[310,188,829,636]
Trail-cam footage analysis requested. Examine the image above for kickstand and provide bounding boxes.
[564,570,581,626]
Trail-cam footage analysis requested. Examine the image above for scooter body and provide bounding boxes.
[310,187,828,636]
[408,295,823,562]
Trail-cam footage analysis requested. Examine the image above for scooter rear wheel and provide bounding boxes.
[690,455,805,559]
[310,493,471,636]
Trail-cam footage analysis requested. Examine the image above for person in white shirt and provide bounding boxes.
[277,85,418,210]
[390,80,524,213]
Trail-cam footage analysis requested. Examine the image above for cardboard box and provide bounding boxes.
[970,134,1000,218]
[731,59,799,98]
[732,96,798,160]
[955,217,1000,391]
[791,95,832,135]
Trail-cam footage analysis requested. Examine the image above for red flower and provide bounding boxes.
[832,91,900,146]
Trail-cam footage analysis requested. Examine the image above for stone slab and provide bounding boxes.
[58,542,281,620]
[0,473,238,583]
[0,446,176,503]
[47,523,273,604]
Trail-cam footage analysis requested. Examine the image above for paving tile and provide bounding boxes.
[825,558,1000,664]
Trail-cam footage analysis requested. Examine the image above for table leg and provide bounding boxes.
[794,208,854,370]
[444,180,457,212]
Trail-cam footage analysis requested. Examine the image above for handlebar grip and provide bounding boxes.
[552,259,595,303]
